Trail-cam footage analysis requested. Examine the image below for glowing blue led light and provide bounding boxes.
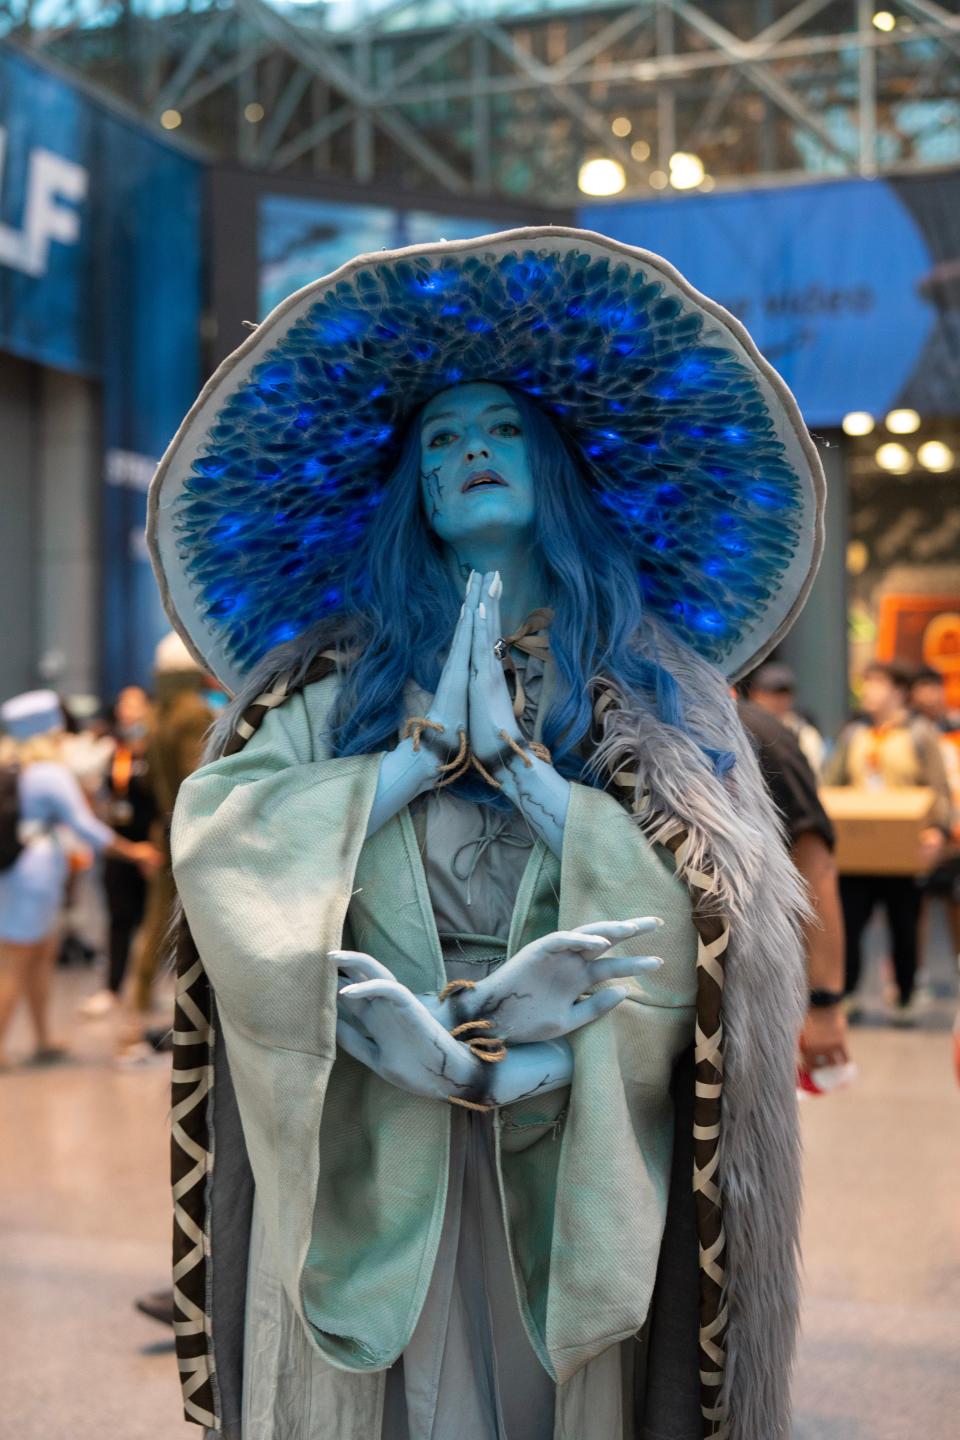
[177,242,801,675]
[693,609,726,634]
[315,311,366,343]
[214,516,246,540]
[748,485,786,510]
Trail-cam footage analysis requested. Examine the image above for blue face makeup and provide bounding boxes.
[419,381,536,547]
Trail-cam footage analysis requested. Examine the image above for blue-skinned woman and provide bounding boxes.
[149,229,825,1440]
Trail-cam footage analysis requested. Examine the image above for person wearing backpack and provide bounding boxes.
[0,690,163,1067]
[823,659,954,1024]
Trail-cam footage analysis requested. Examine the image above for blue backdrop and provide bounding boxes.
[580,177,956,427]
[0,42,202,693]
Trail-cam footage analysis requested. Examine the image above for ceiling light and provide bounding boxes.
[611,116,632,138]
[842,411,875,436]
[630,138,651,162]
[160,109,182,130]
[577,157,626,196]
[917,440,955,472]
[885,408,920,433]
[669,151,705,190]
[875,442,912,473]
[700,175,715,192]
[872,11,896,31]
[244,102,265,123]
[649,169,668,190]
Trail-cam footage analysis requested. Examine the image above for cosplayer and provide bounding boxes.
[148,229,825,1440]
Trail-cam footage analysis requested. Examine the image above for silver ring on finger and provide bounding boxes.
[493,637,508,660]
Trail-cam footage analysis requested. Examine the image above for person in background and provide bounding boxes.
[910,665,960,972]
[738,696,848,1071]
[0,691,162,1067]
[744,660,825,775]
[79,686,159,1018]
[56,695,110,970]
[117,633,214,1065]
[824,659,953,1023]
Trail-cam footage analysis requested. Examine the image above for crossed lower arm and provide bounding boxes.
[457,1037,573,1108]
[365,738,436,838]
[498,750,570,857]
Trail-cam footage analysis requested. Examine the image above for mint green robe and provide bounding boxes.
[171,672,698,1436]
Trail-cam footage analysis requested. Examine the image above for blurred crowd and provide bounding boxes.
[0,634,222,1069]
[742,656,960,1026]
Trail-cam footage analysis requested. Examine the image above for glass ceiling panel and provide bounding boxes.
[1,0,627,35]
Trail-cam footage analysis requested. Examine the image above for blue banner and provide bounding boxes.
[0,43,202,693]
[580,176,958,426]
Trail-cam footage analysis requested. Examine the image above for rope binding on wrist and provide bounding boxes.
[401,716,444,752]
[437,977,477,1001]
[402,719,471,788]
[470,734,552,789]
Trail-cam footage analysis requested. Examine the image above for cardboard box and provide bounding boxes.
[819,786,937,876]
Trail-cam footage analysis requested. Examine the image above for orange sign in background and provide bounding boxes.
[876,594,960,709]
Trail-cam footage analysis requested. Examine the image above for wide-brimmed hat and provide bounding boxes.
[148,226,824,694]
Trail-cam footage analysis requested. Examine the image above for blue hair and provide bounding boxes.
[330,387,734,788]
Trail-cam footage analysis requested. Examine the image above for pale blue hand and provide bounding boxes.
[467,916,663,1042]
[468,571,570,856]
[336,972,573,1107]
[365,572,479,838]
[333,915,662,1049]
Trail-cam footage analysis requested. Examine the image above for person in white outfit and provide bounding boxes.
[0,691,162,1066]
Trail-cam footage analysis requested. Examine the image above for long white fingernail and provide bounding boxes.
[478,601,486,618]
[489,572,502,599]
[465,572,474,597]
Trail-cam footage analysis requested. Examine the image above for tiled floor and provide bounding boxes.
[2,917,958,1439]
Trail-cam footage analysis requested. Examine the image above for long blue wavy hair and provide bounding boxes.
[329,386,733,788]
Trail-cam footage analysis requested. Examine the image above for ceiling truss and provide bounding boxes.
[1,0,958,200]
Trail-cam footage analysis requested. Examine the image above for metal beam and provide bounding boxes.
[155,8,233,113]
[896,0,960,63]
[478,18,650,182]
[269,103,354,173]
[553,4,653,81]
[656,0,675,173]
[258,63,312,160]
[667,1,857,165]
[178,38,272,114]
[378,19,960,103]
[857,0,877,176]
[374,105,469,192]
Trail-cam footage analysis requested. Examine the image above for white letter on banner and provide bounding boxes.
[0,130,89,278]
